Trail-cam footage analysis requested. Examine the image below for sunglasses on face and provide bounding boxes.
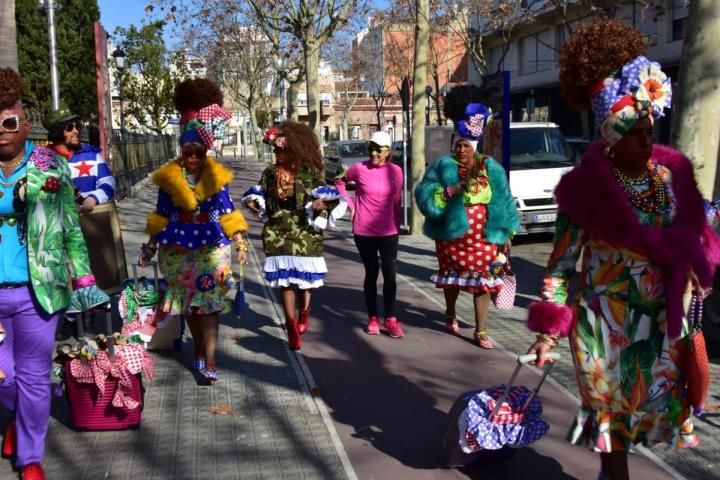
[182,145,207,158]
[367,143,389,153]
[0,115,23,133]
[64,121,81,133]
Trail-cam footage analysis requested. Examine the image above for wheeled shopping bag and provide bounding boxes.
[62,308,153,431]
[441,352,560,468]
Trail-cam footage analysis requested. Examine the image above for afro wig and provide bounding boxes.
[172,77,224,113]
[559,17,646,111]
[0,68,24,111]
[443,84,491,122]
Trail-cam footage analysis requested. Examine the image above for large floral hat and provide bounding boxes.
[173,78,232,150]
[443,84,491,151]
[591,55,672,145]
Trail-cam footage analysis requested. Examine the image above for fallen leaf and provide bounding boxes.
[310,387,324,397]
[231,333,243,343]
[704,403,720,413]
[209,405,235,415]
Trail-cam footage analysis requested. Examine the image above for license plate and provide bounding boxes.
[533,213,557,223]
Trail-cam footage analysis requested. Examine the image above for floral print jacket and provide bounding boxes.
[24,143,94,314]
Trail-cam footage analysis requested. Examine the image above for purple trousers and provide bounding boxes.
[0,286,59,466]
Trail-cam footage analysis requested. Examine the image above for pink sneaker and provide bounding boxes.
[383,317,404,338]
[366,316,380,335]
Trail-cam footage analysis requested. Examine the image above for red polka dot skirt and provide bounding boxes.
[432,204,504,294]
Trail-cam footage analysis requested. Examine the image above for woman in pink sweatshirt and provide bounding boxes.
[335,131,404,338]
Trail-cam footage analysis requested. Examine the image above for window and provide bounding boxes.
[672,0,689,41]
[519,29,553,74]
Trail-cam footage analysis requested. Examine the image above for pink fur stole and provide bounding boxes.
[554,140,715,338]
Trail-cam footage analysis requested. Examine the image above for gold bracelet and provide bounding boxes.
[536,333,559,348]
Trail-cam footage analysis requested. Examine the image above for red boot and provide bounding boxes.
[297,306,311,335]
[2,421,15,458]
[21,463,46,480]
[286,318,301,350]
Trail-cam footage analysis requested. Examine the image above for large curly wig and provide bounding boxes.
[0,68,24,111]
[172,77,224,112]
[443,84,490,121]
[280,120,323,172]
[559,17,646,111]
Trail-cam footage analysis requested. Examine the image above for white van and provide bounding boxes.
[509,122,575,234]
[423,122,574,235]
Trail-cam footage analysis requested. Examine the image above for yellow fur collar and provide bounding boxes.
[151,155,233,211]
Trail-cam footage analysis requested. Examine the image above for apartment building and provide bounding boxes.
[472,0,689,140]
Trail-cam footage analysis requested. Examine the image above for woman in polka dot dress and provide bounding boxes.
[140,78,249,382]
[415,86,519,348]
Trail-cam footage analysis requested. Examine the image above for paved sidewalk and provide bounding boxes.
[389,213,720,480]
[0,158,353,479]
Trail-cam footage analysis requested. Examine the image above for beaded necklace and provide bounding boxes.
[611,161,670,214]
[183,169,199,187]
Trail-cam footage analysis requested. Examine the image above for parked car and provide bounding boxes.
[323,140,369,184]
[509,122,575,235]
[565,136,592,163]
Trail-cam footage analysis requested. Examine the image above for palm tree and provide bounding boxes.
[0,0,18,70]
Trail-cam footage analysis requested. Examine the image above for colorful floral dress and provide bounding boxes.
[433,160,503,293]
[145,157,248,316]
[542,164,697,451]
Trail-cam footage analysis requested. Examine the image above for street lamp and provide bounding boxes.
[425,85,433,126]
[38,0,60,111]
[112,48,127,141]
[276,57,287,121]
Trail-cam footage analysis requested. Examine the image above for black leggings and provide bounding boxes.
[353,234,399,318]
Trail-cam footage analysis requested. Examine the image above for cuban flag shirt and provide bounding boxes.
[67,144,116,204]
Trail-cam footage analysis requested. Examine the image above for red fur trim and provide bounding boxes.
[555,141,711,338]
[528,301,573,337]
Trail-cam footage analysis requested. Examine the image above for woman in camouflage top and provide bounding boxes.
[244,121,336,350]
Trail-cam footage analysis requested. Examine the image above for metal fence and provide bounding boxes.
[26,122,177,199]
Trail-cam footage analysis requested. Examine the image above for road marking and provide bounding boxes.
[245,222,359,480]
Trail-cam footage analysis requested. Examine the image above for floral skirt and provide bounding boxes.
[158,244,232,315]
[432,204,503,294]
[566,295,698,452]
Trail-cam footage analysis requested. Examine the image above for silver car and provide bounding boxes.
[324,140,368,184]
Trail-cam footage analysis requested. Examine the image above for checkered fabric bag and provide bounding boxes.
[492,263,516,310]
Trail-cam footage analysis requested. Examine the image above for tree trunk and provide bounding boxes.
[411,0,430,234]
[303,38,322,138]
[342,112,349,140]
[0,0,18,70]
[248,102,263,162]
[287,80,299,121]
[670,0,720,198]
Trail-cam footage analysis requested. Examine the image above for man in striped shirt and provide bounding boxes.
[45,108,116,212]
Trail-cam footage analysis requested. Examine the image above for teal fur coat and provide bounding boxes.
[414,155,519,243]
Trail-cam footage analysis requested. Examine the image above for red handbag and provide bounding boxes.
[681,293,710,416]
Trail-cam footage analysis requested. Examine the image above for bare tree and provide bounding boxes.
[412,0,430,234]
[325,33,371,139]
[671,0,720,198]
[248,0,366,138]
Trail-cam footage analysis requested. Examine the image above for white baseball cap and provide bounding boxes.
[368,131,392,148]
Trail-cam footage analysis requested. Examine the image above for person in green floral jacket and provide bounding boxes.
[0,68,108,480]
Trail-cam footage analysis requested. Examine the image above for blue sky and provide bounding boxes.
[97,0,176,45]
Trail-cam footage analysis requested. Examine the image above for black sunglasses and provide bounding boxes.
[0,115,23,133]
[182,144,207,157]
[367,142,390,153]
[64,121,81,132]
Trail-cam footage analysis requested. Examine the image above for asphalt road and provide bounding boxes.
[237,163,675,480]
